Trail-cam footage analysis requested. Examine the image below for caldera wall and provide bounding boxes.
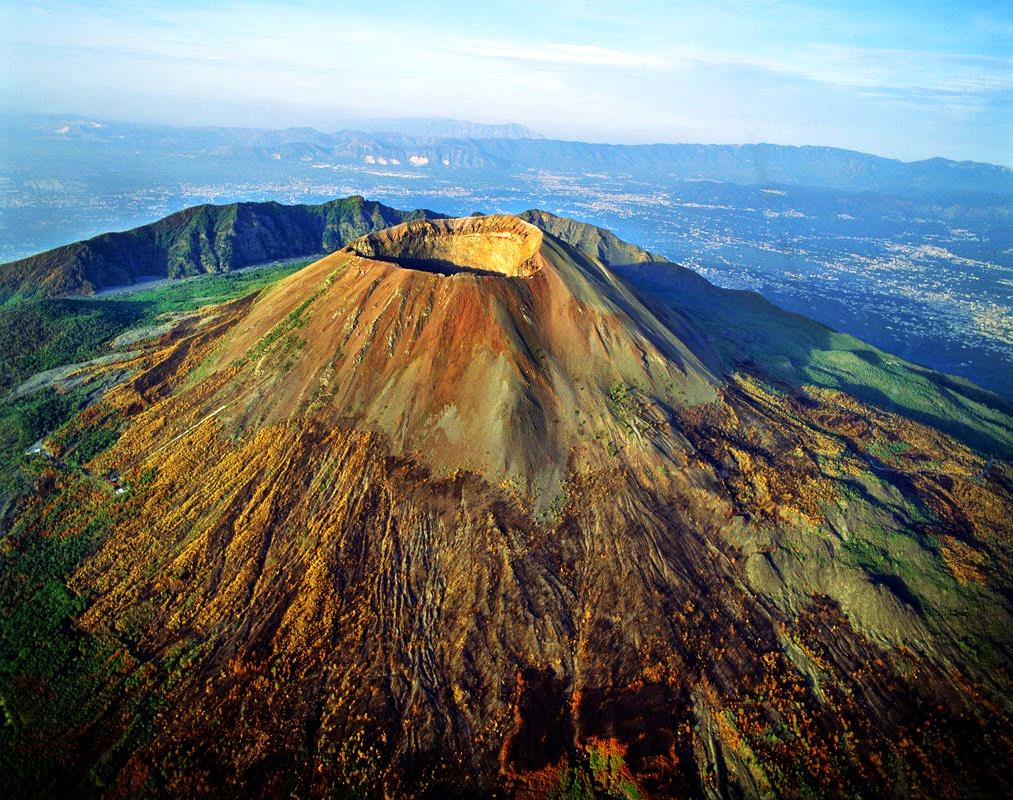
[350,216,544,277]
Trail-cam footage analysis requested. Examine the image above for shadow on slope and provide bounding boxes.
[360,255,516,277]
[615,264,1013,460]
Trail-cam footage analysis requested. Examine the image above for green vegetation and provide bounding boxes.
[865,438,911,466]
[246,294,317,362]
[0,387,87,500]
[100,257,311,315]
[0,195,437,297]
[0,470,195,798]
[841,523,963,618]
[588,746,641,800]
[606,381,657,450]
[0,258,310,505]
[64,416,124,467]
[549,746,641,800]
[0,258,312,392]
[0,298,145,394]
[653,284,1012,458]
[606,382,640,438]
[244,265,342,364]
[0,475,121,798]
[843,526,935,611]
[551,769,596,800]
[835,517,1006,669]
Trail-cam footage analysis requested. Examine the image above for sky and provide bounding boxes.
[1,0,1010,164]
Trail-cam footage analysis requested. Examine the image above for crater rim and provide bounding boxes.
[349,215,544,278]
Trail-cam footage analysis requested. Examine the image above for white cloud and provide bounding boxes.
[680,44,1013,97]
[449,39,670,70]
[446,35,1011,102]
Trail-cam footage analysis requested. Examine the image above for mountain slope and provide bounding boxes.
[0,196,440,297]
[521,210,1012,459]
[517,209,671,267]
[1,212,1010,799]
[170,215,719,497]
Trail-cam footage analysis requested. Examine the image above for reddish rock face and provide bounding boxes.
[4,215,1011,799]
[210,214,718,499]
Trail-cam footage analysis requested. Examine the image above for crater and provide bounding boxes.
[350,215,544,277]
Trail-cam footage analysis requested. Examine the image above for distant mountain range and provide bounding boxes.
[347,116,544,140]
[8,114,1010,195]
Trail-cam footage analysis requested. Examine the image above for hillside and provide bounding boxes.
[523,210,1011,458]
[0,211,1009,799]
[0,196,439,297]
[517,210,671,267]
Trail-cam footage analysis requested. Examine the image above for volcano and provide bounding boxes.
[199,215,718,499]
[3,213,1011,799]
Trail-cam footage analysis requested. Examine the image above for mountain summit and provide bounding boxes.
[209,215,717,497]
[2,212,1010,799]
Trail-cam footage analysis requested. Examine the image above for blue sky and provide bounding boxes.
[1,0,1010,163]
